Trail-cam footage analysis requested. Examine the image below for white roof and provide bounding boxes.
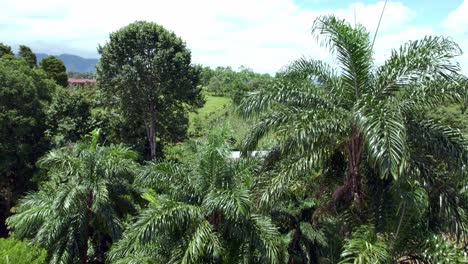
[229,151,269,159]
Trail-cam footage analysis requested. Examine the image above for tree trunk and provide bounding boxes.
[80,238,88,264]
[147,112,157,160]
[347,126,363,204]
[80,191,93,264]
[0,185,13,237]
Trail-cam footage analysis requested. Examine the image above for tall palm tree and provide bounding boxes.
[239,15,467,262]
[240,14,465,207]
[7,130,139,264]
[108,131,284,263]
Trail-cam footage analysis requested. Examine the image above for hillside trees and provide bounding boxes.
[0,58,56,237]
[97,21,204,160]
[39,56,68,87]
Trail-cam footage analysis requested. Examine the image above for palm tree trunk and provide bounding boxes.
[347,126,363,204]
[80,239,88,264]
[80,191,93,264]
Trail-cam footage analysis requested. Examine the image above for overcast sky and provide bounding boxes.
[1,0,467,73]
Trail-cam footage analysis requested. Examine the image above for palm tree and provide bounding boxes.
[7,130,139,263]
[240,16,467,262]
[108,131,284,263]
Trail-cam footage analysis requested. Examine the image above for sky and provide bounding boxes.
[1,0,468,73]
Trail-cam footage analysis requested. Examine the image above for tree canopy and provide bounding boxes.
[0,43,13,58]
[0,58,56,237]
[39,56,68,87]
[45,88,93,147]
[18,45,37,68]
[201,66,273,103]
[97,21,204,160]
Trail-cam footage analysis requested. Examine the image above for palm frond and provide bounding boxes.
[339,225,391,264]
[358,100,407,180]
[248,214,283,264]
[407,116,467,167]
[312,15,372,103]
[376,36,462,97]
[7,188,55,239]
[238,77,336,119]
[286,58,341,90]
[398,78,464,114]
[203,188,252,221]
[180,220,223,264]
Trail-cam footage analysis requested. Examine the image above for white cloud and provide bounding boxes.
[442,0,468,35]
[0,0,466,73]
[441,0,468,74]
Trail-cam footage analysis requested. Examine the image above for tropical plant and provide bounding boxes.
[239,15,467,262]
[0,238,47,264]
[339,225,390,264]
[7,130,140,263]
[108,130,284,263]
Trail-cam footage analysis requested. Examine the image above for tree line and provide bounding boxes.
[1,16,467,263]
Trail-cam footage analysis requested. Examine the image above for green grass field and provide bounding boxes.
[166,94,274,161]
[188,94,253,145]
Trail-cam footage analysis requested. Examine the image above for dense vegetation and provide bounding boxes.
[1,15,467,264]
[0,238,47,263]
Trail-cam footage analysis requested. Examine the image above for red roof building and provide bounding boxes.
[68,78,96,89]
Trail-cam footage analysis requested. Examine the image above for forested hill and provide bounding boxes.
[36,53,98,73]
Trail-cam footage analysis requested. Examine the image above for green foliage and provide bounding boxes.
[0,238,46,264]
[187,95,231,137]
[2,14,467,264]
[430,103,468,136]
[202,66,273,103]
[39,55,68,87]
[108,129,284,263]
[67,71,94,79]
[240,15,465,203]
[0,43,13,58]
[339,226,391,264]
[420,234,467,263]
[97,20,203,160]
[7,130,139,263]
[239,15,467,263]
[45,88,93,147]
[183,95,273,151]
[18,45,37,68]
[0,58,56,236]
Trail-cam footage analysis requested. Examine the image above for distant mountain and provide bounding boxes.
[36,53,99,73]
